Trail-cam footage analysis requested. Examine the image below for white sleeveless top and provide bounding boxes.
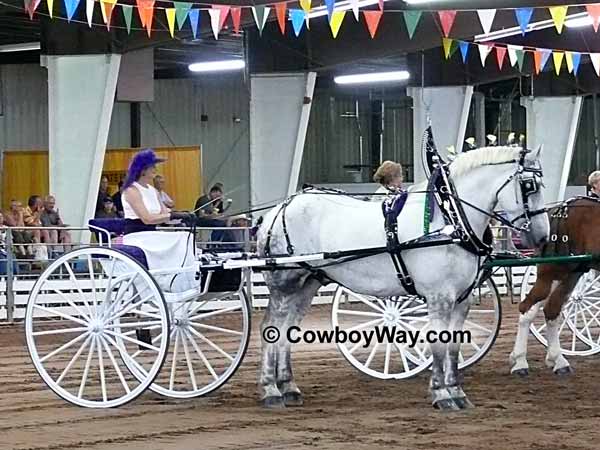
[123,182,162,219]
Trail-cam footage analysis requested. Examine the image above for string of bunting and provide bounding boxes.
[442,37,600,78]
[20,0,600,42]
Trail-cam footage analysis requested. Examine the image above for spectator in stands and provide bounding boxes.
[589,171,600,199]
[154,174,174,209]
[23,195,50,244]
[41,195,72,253]
[194,184,232,241]
[4,199,32,257]
[0,212,19,275]
[95,175,111,215]
[96,196,118,219]
[112,180,125,218]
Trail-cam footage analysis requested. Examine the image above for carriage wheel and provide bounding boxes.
[523,266,600,356]
[124,289,251,398]
[331,280,501,380]
[25,248,170,408]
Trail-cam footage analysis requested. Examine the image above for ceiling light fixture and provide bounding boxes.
[0,42,40,53]
[565,16,594,28]
[334,70,410,85]
[188,59,245,72]
[308,0,387,18]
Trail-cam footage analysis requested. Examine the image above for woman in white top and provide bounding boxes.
[372,160,404,199]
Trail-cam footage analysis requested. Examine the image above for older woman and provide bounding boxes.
[589,171,600,199]
[372,161,404,199]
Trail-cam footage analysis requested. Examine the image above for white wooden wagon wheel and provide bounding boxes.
[331,278,501,380]
[523,266,600,356]
[25,247,170,408]
[123,286,251,399]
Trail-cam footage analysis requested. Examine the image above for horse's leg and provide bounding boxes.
[444,298,473,409]
[543,272,581,376]
[510,269,555,377]
[428,296,458,411]
[259,288,286,408]
[276,278,321,407]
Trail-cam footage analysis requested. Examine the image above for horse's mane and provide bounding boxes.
[449,146,522,178]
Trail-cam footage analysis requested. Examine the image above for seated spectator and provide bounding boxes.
[0,212,19,275]
[96,196,118,219]
[41,195,72,254]
[95,175,111,216]
[23,195,51,246]
[3,199,33,257]
[154,175,174,209]
[194,185,230,241]
[112,180,125,218]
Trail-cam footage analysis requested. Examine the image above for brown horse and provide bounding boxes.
[510,197,600,376]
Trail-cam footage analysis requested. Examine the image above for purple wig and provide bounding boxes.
[123,149,166,189]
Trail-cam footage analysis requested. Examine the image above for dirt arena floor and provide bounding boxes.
[2,302,600,450]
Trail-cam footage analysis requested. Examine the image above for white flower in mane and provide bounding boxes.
[449,146,522,178]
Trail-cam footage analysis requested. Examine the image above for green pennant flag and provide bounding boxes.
[252,5,270,36]
[516,49,525,71]
[122,5,133,34]
[403,10,422,39]
[174,2,192,30]
[449,39,459,58]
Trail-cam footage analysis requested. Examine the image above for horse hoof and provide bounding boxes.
[453,397,475,409]
[512,368,529,378]
[433,399,460,411]
[262,396,286,409]
[554,366,574,377]
[283,392,304,407]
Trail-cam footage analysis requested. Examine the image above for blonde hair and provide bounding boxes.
[373,161,403,186]
[589,171,600,187]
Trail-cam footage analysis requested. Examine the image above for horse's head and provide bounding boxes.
[495,145,550,248]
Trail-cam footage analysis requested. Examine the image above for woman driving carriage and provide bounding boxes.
[372,161,404,198]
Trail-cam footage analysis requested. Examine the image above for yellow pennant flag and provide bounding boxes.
[553,51,564,75]
[565,51,574,73]
[300,0,311,13]
[47,0,53,18]
[442,38,453,59]
[549,6,568,33]
[166,8,176,37]
[330,11,346,38]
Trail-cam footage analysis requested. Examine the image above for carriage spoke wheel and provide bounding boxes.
[523,267,600,356]
[25,248,170,408]
[332,287,432,379]
[123,289,251,398]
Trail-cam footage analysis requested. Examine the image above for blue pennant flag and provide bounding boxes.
[325,0,335,20]
[64,0,80,21]
[540,50,551,71]
[290,9,305,37]
[189,9,200,39]
[573,52,582,75]
[515,8,533,35]
[459,41,470,63]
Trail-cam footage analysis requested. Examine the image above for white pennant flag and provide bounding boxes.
[591,53,600,77]
[208,8,221,39]
[351,0,360,21]
[477,9,496,34]
[86,0,94,27]
[478,44,492,66]
[507,45,523,67]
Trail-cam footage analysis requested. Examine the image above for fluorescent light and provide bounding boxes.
[308,0,384,18]
[0,42,40,53]
[334,71,410,85]
[565,16,593,28]
[188,59,245,73]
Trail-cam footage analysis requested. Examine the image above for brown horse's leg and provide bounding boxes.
[543,272,582,375]
[519,265,556,314]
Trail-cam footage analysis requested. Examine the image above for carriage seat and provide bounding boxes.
[88,219,149,268]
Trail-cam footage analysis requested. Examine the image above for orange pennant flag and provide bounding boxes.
[363,10,383,38]
[275,2,287,34]
[231,7,242,34]
[533,50,542,75]
[101,0,117,27]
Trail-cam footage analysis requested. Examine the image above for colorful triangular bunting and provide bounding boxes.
[64,0,80,21]
[174,2,192,31]
[459,41,469,63]
[496,46,506,70]
[330,10,345,38]
[85,0,93,26]
[275,3,286,34]
[587,5,600,32]
[231,7,241,34]
[516,49,525,71]
[290,9,305,37]
[208,8,221,39]
[47,0,54,18]
[549,6,568,34]
[403,10,422,39]
[438,10,457,37]
[252,6,270,36]
[442,38,452,59]
[591,53,600,76]
[299,0,311,13]
[515,8,533,35]
[324,0,335,20]
[477,9,496,34]
[351,0,359,21]
[166,8,176,37]
[122,4,133,33]
[553,51,564,75]
[363,10,382,39]
[212,5,230,31]
[478,44,491,66]
[189,8,200,38]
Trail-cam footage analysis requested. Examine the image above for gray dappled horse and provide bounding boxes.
[257,146,549,410]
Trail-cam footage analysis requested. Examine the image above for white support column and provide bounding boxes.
[408,86,473,183]
[45,54,121,230]
[521,96,583,202]
[249,72,317,208]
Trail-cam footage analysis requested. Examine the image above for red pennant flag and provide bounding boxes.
[587,4,600,32]
[533,50,542,75]
[275,2,287,34]
[363,10,383,38]
[231,7,241,34]
[438,10,457,37]
[213,5,230,31]
[495,46,506,70]
[25,0,41,19]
